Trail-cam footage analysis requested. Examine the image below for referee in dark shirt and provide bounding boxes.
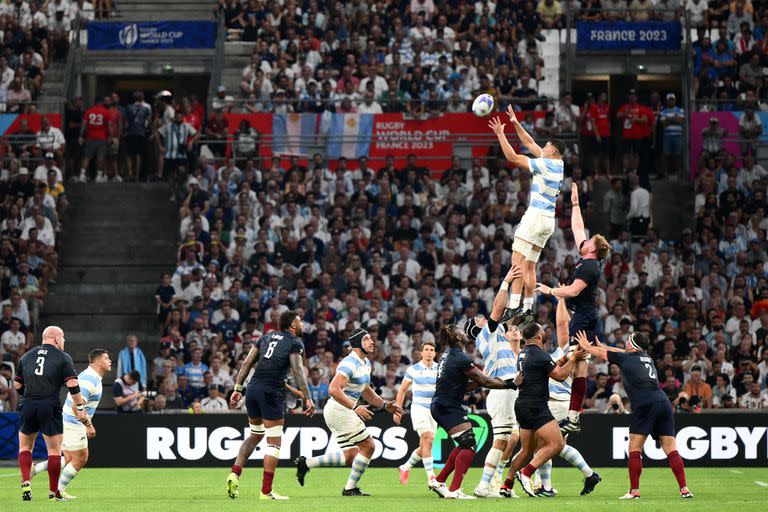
[14,326,87,502]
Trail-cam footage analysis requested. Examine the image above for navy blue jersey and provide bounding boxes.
[433,347,475,404]
[248,330,304,391]
[607,351,668,407]
[16,345,77,403]
[566,257,601,315]
[516,344,555,407]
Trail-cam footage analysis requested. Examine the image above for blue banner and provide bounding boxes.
[0,413,48,460]
[577,21,681,51]
[87,21,217,50]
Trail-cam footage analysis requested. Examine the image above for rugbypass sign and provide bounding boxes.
[45,412,766,468]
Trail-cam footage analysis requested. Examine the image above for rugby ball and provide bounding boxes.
[472,94,495,117]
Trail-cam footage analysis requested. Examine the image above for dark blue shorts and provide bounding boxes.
[245,387,285,421]
[630,400,675,438]
[18,399,63,436]
[430,400,468,432]
[569,312,599,342]
[515,402,555,431]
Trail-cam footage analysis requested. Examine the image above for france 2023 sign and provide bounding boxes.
[577,21,682,51]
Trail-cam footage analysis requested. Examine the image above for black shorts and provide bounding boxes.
[430,399,468,432]
[623,139,642,153]
[19,399,63,436]
[585,135,611,154]
[630,400,675,438]
[569,311,599,342]
[125,135,147,155]
[245,387,284,421]
[515,402,555,431]
[163,158,187,176]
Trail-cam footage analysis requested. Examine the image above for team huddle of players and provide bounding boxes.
[14,110,693,502]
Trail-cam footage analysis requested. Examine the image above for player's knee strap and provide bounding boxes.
[456,430,477,451]
[485,447,503,466]
[265,425,283,438]
[249,423,265,435]
[265,444,281,459]
[493,433,511,442]
[512,238,531,258]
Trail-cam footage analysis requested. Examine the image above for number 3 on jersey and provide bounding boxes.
[264,340,278,359]
[34,356,45,375]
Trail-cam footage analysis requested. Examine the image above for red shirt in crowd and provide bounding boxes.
[617,102,650,140]
[83,104,110,140]
[107,106,121,138]
[182,113,202,132]
[586,102,611,137]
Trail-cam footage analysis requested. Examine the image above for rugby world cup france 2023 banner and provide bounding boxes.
[577,21,682,51]
[87,21,217,50]
[47,412,768,468]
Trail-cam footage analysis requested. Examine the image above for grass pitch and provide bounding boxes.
[2,466,765,512]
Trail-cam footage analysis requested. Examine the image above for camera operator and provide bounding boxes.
[603,393,631,414]
[113,370,145,413]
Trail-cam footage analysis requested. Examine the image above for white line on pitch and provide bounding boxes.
[0,473,19,478]
[755,481,768,488]
[730,470,743,474]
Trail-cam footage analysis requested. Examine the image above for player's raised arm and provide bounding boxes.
[507,105,544,156]
[230,345,259,407]
[548,351,583,382]
[575,330,609,361]
[490,264,523,322]
[290,352,315,416]
[464,365,520,390]
[553,297,571,366]
[489,117,529,170]
[570,183,587,246]
[536,279,587,299]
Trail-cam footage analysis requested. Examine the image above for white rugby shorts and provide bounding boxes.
[62,421,88,451]
[548,399,570,422]
[323,399,370,449]
[486,388,518,435]
[515,209,556,250]
[410,405,437,436]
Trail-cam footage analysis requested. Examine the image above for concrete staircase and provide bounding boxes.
[39,61,65,115]
[41,183,178,407]
[114,0,214,20]
[220,42,255,96]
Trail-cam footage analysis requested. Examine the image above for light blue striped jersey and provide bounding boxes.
[335,352,371,401]
[476,324,518,380]
[548,345,572,401]
[528,156,564,217]
[404,361,437,409]
[63,366,103,425]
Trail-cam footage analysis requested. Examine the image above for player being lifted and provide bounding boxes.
[462,265,523,498]
[501,322,585,497]
[394,340,438,487]
[536,183,610,433]
[30,349,112,499]
[295,328,404,496]
[534,298,601,497]
[227,310,315,500]
[575,330,693,500]
[15,326,88,501]
[489,109,566,324]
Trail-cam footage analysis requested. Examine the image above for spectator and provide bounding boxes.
[626,173,651,239]
[659,93,685,179]
[113,370,144,413]
[683,367,714,408]
[117,334,147,387]
[307,366,329,409]
[617,89,651,173]
[738,107,762,156]
[739,380,768,408]
[183,347,209,391]
[200,384,228,411]
[603,178,627,239]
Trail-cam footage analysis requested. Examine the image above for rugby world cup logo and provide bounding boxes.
[119,23,138,48]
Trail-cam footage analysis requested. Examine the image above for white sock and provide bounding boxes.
[568,410,580,422]
[31,460,48,477]
[539,459,553,490]
[306,451,345,469]
[422,456,435,478]
[494,459,509,481]
[58,463,78,491]
[402,449,421,470]
[479,447,502,490]
[344,454,371,490]
[560,445,593,477]
[507,293,521,309]
[523,296,534,311]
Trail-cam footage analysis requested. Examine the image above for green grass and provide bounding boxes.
[2,467,765,511]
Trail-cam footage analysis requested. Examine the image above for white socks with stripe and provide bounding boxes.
[401,450,421,470]
[32,460,49,477]
[478,447,503,490]
[523,296,534,311]
[306,451,345,469]
[344,454,371,490]
[494,458,509,483]
[422,456,435,478]
[506,293,521,309]
[539,459,553,490]
[58,463,79,491]
[561,445,593,477]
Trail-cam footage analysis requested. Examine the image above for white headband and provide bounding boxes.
[628,332,644,351]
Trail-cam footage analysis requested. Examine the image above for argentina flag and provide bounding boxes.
[326,114,374,159]
[272,113,319,156]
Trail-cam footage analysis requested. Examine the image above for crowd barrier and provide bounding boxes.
[2,412,766,467]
